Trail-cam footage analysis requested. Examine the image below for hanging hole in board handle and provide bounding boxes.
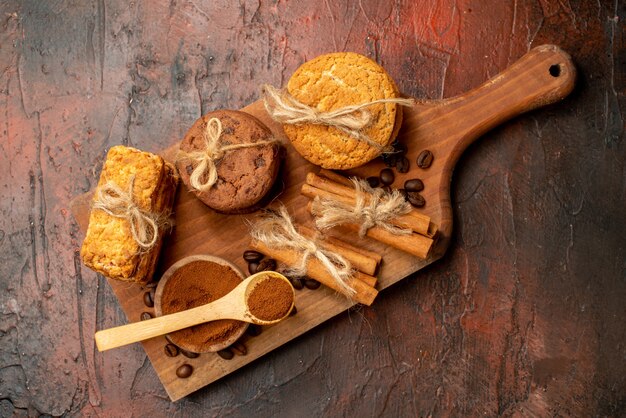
[549,64,561,77]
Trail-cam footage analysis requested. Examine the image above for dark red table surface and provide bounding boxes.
[1,1,624,416]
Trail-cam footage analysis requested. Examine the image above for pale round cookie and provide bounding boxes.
[284,52,403,169]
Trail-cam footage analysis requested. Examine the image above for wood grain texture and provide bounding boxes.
[0,0,624,416]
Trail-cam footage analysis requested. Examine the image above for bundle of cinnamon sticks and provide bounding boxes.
[301,170,437,259]
[250,224,381,306]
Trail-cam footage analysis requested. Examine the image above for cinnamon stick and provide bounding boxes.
[250,240,378,306]
[318,169,354,187]
[317,170,438,238]
[305,172,435,237]
[298,225,380,277]
[306,201,433,259]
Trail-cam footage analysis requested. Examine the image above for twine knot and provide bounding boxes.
[312,178,413,237]
[92,175,160,249]
[262,84,415,152]
[177,117,278,192]
[250,206,356,296]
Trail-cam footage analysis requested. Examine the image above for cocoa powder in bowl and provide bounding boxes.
[247,275,294,321]
[157,258,247,353]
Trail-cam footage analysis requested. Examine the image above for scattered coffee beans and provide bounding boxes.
[248,261,259,275]
[176,364,193,378]
[382,140,410,173]
[230,341,247,356]
[289,305,298,316]
[180,348,200,359]
[366,176,380,188]
[140,312,152,321]
[243,250,264,263]
[217,348,234,360]
[394,142,408,155]
[164,344,179,357]
[290,277,304,290]
[246,324,262,337]
[304,278,321,290]
[379,168,395,185]
[417,150,434,169]
[256,258,277,272]
[396,157,410,173]
[143,290,154,308]
[404,178,424,192]
[406,191,426,208]
[382,152,400,167]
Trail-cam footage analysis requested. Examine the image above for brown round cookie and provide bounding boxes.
[177,110,280,213]
[284,52,403,169]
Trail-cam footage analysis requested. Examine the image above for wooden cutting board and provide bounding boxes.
[71,45,575,401]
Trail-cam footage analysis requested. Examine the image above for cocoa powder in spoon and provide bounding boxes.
[247,275,293,321]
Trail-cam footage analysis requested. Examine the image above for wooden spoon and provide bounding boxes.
[94,271,295,352]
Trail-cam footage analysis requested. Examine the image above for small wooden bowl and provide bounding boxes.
[154,254,249,353]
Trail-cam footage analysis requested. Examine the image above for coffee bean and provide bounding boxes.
[404,178,424,192]
[416,150,434,169]
[396,157,410,173]
[230,341,247,356]
[304,278,321,290]
[217,348,234,360]
[381,186,392,194]
[398,188,408,199]
[164,344,179,357]
[243,250,264,263]
[289,305,297,316]
[290,277,304,290]
[246,324,262,337]
[140,312,152,321]
[248,261,259,275]
[256,258,277,272]
[366,176,380,188]
[394,142,408,155]
[382,152,399,167]
[406,191,426,208]
[143,291,154,308]
[180,348,200,358]
[379,168,395,185]
[176,364,193,378]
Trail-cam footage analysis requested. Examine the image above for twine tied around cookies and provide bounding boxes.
[92,175,167,250]
[312,178,413,238]
[176,117,278,192]
[262,84,414,151]
[250,205,356,296]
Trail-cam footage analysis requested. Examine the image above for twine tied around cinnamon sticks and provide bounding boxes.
[250,206,356,296]
[176,117,278,192]
[312,178,413,238]
[262,84,415,151]
[92,175,166,249]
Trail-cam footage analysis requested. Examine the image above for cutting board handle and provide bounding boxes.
[432,44,576,163]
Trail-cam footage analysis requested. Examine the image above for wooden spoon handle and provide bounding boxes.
[94,299,232,351]
[424,44,576,165]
